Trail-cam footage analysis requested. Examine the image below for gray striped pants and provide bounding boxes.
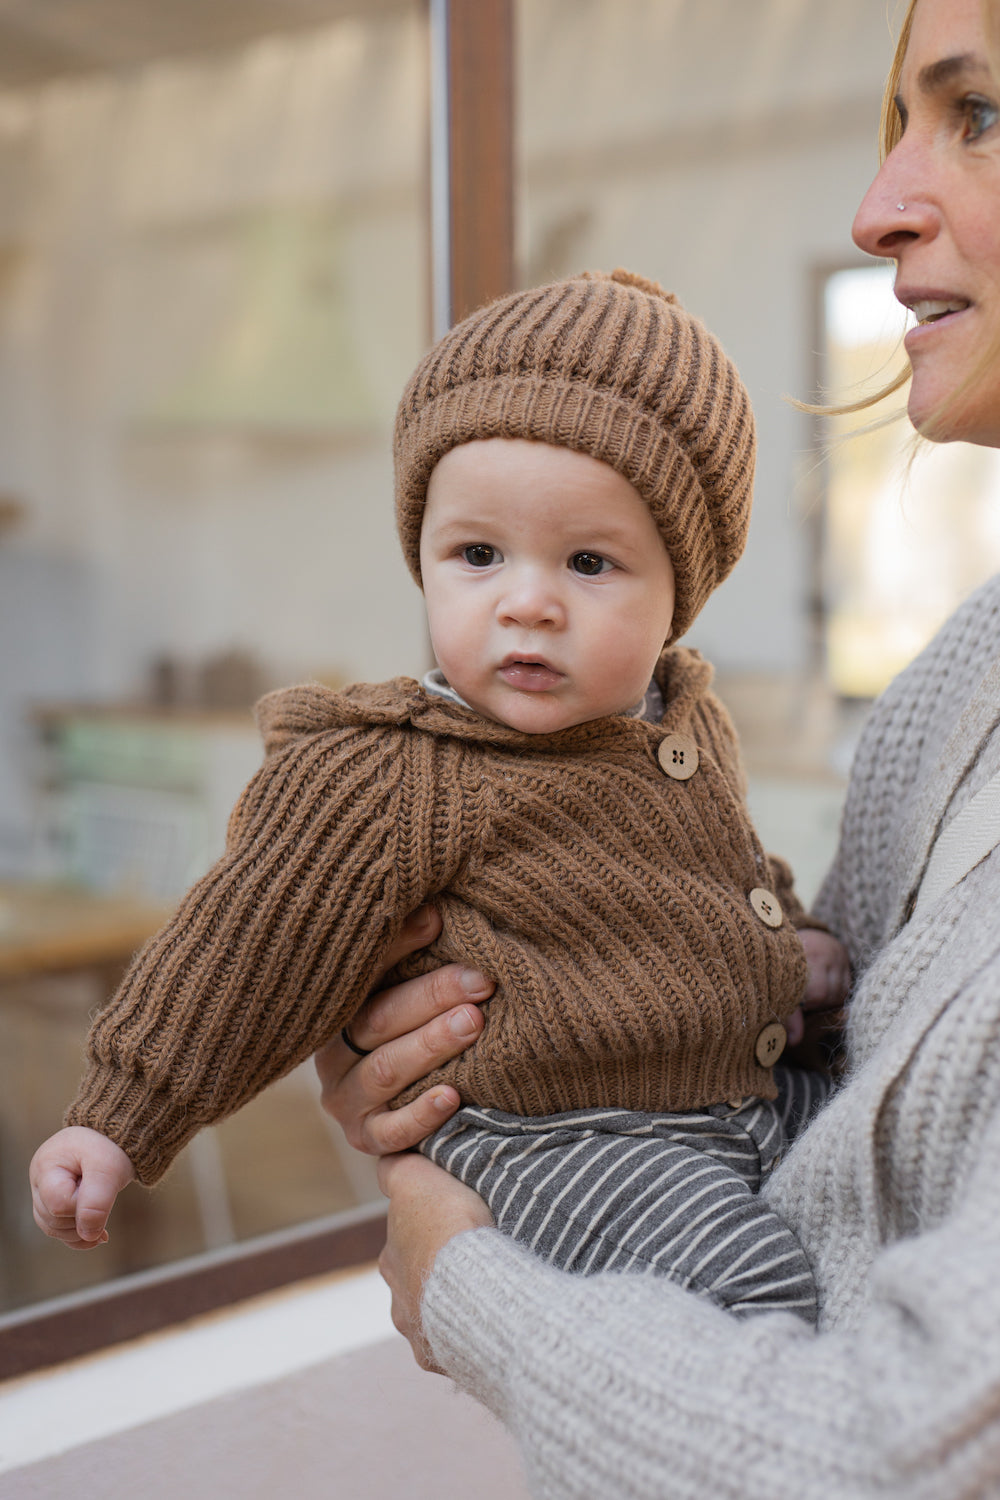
[419,1067,829,1324]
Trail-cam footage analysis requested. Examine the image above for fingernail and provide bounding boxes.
[410,904,436,936]
[448,1005,481,1039]
[432,1090,454,1113]
[458,969,491,999]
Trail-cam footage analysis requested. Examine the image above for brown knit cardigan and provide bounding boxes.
[67,648,808,1185]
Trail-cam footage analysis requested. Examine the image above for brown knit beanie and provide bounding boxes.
[393,269,755,643]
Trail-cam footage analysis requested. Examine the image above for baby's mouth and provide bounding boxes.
[499,657,564,691]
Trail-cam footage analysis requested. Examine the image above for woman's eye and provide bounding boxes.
[462,544,497,567]
[571,552,611,577]
[962,93,999,141]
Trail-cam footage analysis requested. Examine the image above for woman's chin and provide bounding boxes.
[907,401,950,442]
[907,374,1000,448]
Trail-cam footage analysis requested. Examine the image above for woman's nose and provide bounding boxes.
[852,149,936,259]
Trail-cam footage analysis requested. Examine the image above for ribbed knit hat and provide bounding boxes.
[393,269,755,642]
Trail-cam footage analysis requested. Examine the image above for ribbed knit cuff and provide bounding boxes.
[422,1231,522,1421]
[66,1062,194,1185]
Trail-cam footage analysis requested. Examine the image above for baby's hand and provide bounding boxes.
[29,1127,135,1250]
[799,927,852,1012]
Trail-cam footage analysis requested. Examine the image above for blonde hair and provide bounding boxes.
[879,1,918,161]
[810,0,1000,427]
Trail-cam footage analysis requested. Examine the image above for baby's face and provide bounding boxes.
[419,438,676,734]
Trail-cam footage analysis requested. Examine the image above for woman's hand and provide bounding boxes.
[377,1152,494,1371]
[315,904,494,1155]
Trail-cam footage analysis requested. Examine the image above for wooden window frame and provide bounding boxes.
[0,1205,388,1380]
[803,256,897,686]
[430,0,515,333]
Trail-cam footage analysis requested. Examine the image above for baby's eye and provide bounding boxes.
[571,552,612,576]
[462,544,497,567]
[961,93,999,141]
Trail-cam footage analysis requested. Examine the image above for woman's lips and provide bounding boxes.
[903,302,971,355]
[499,659,564,691]
[898,291,972,355]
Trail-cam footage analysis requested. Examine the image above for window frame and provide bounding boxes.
[804,256,884,686]
[0,1204,387,1380]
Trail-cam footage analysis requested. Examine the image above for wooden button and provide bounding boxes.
[754,1021,787,1067]
[749,887,783,928]
[657,733,699,780]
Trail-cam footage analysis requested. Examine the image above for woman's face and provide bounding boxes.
[853,0,1000,445]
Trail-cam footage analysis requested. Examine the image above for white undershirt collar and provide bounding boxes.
[421,668,664,724]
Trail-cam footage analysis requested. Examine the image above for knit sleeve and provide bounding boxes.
[422,1104,1000,1500]
[65,724,437,1184]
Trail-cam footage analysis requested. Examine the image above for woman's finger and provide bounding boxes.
[374,904,442,977]
[356,1085,463,1156]
[349,961,494,1055]
[315,956,491,1102]
[323,1000,487,1153]
[315,968,488,1099]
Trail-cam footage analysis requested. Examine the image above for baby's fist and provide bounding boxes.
[29,1127,134,1250]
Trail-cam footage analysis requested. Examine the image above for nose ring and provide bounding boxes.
[896,202,906,211]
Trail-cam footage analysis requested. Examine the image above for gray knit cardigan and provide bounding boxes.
[422,571,1000,1499]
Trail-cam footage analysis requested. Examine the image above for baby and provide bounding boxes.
[31,270,848,1322]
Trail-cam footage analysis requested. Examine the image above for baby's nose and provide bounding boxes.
[498,572,565,628]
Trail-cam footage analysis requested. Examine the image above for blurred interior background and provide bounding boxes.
[4,0,1000,1322]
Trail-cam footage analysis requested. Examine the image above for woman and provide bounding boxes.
[320,0,1000,1491]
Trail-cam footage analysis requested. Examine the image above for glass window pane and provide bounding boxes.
[823,266,1000,697]
[514,0,900,894]
[0,3,428,1315]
